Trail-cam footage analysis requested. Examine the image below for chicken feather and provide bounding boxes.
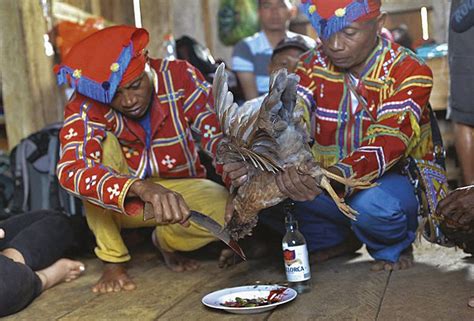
[213,63,375,239]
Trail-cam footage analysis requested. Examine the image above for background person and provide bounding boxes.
[231,0,314,101]
[449,0,474,185]
[0,211,84,317]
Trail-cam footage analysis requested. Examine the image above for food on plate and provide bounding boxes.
[220,288,287,307]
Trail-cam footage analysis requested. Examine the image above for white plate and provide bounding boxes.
[201,285,297,314]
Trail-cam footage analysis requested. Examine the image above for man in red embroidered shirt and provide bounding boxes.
[55,26,229,293]
[226,0,439,271]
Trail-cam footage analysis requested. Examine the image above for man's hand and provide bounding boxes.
[0,228,4,239]
[437,185,474,226]
[129,180,190,227]
[275,166,322,202]
[224,194,235,224]
[223,162,248,187]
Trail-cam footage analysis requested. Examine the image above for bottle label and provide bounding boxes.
[282,244,311,282]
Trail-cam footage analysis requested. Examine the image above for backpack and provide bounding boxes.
[0,153,14,220]
[175,35,245,103]
[9,122,82,216]
[176,36,218,83]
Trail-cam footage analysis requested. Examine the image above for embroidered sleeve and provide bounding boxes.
[295,54,317,112]
[180,62,223,173]
[332,62,433,196]
[57,99,139,215]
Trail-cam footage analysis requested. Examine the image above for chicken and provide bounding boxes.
[213,63,375,240]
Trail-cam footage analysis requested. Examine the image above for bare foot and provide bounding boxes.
[151,232,200,272]
[218,248,243,268]
[311,233,362,263]
[468,296,474,308]
[371,246,414,272]
[92,263,136,293]
[36,258,85,291]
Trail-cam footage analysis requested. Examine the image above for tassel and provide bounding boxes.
[54,42,134,104]
[107,41,134,103]
[302,0,371,40]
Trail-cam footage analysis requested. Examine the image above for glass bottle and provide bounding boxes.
[162,33,176,60]
[282,204,312,293]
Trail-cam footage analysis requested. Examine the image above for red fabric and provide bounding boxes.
[55,18,104,60]
[120,53,146,86]
[309,0,354,19]
[57,60,223,215]
[55,25,149,87]
[355,9,380,23]
[296,40,434,196]
[303,0,381,20]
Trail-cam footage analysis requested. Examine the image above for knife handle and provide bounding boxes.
[143,203,155,221]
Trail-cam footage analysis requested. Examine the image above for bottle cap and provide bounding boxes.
[163,33,174,41]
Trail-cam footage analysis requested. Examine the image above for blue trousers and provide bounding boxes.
[260,173,419,263]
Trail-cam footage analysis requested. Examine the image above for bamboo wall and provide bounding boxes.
[0,0,453,150]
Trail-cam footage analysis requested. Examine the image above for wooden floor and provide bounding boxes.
[5,240,473,321]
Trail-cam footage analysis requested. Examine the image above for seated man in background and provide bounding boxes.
[270,35,316,77]
[225,0,439,271]
[232,0,315,100]
[55,26,228,293]
[245,34,316,107]
[0,211,84,317]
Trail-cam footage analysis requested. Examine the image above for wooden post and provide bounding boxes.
[140,0,173,58]
[98,0,135,26]
[0,0,65,150]
[201,0,214,53]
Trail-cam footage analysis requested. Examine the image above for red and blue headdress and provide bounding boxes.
[301,0,381,40]
[54,25,149,104]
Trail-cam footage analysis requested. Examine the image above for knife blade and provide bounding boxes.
[143,203,246,260]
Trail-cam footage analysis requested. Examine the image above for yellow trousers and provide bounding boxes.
[83,134,228,263]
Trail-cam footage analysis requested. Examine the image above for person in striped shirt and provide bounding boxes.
[231,0,315,101]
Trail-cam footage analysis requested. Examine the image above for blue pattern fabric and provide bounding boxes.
[260,172,419,262]
[138,106,152,177]
[301,0,371,40]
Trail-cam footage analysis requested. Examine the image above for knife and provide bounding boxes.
[143,203,246,260]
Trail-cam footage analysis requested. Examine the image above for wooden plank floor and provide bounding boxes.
[5,240,473,321]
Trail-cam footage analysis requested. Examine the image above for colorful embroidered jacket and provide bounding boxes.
[57,59,222,214]
[296,38,434,196]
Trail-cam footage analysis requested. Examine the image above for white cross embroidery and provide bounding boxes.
[89,151,101,160]
[65,128,78,140]
[161,155,176,169]
[85,175,97,190]
[107,184,120,200]
[68,171,74,178]
[203,124,216,138]
[121,146,139,159]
